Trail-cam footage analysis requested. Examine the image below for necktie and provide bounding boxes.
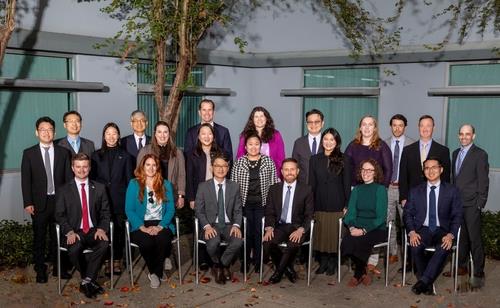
[138,137,143,150]
[81,183,90,233]
[71,140,78,153]
[217,184,225,229]
[428,185,437,232]
[312,137,317,155]
[391,140,400,182]
[420,143,428,166]
[456,149,465,175]
[280,185,292,224]
[43,146,54,194]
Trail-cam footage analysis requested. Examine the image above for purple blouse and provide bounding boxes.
[344,140,393,187]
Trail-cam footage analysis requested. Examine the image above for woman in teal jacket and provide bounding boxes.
[125,153,175,288]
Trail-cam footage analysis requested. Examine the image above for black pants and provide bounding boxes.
[32,195,57,273]
[130,220,173,278]
[459,206,484,275]
[263,224,305,273]
[65,228,109,280]
[111,212,126,260]
[244,205,264,264]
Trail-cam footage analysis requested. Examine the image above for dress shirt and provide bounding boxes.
[213,179,231,225]
[390,135,406,182]
[419,139,433,161]
[66,136,81,153]
[456,143,473,171]
[134,133,147,149]
[308,133,321,154]
[424,181,441,228]
[74,178,94,229]
[39,143,55,194]
[281,181,297,224]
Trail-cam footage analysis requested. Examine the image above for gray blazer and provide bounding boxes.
[292,135,322,184]
[56,136,95,158]
[384,135,415,181]
[195,179,242,229]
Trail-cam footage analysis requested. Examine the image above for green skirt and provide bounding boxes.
[313,211,344,253]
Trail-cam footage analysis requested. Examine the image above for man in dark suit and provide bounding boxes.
[292,108,324,184]
[404,157,462,295]
[263,158,314,284]
[55,111,95,157]
[21,116,73,283]
[55,153,111,298]
[184,99,233,162]
[194,154,243,284]
[448,124,489,288]
[121,110,151,164]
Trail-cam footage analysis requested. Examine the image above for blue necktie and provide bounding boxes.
[217,184,225,229]
[312,137,317,155]
[391,140,400,182]
[280,185,292,224]
[455,149,465,175]
[429,186,437,232]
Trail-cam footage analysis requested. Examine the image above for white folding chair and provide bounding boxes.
[125,217,182,287]
[194,217,247,284]
[402,227,461,293]
[259,217,315,286]
[56,222,114,295]
[337,217,392,286]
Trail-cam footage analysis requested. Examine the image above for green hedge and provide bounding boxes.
[0,220,33,268]
[481,211,500,259]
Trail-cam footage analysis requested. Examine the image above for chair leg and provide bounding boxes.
[243,236,247,283]
[385,244,390,287]
[259,240,264,283]
[307,242,313,286]
[195,241,199,285]
[176,237,182,285]
[402,237,407,286]
[57,246,61,295]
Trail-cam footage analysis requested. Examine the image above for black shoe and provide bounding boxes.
[53,270,72,280]
[36,271,48,284]
[269,271,283,284]
[326,257,337,276]
[80,283,96,299]
[411,280,428,295]
[315,257,328,275]
[284,267,297,283]
[200,262,209,271]
[223,267,232,281]
[424,284,434,295]
[89,280,105,295]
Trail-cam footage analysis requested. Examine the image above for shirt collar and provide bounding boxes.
[427,180,441,189]
[67,135,80,143]
[214,178,226,186]
[75,177,89,187]
[284,180,297,189]
[39,142,54,149]
[461,143,473,152]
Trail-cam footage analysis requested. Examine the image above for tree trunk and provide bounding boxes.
[0,0,17,66]
[154,39,167,120]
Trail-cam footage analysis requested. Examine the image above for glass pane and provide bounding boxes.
[449,64,500,86]
[137,63,203,86]
[304,67,379,88]
[0,54,70,80]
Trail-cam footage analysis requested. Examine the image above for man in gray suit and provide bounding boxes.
[56,111,95,157]
[292,109,324,184]
[447,124,489,288]
[195,154,243,284]
[385,114,415,265]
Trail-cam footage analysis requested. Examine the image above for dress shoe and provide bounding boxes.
[218,267,226,284]
[268,271,283,284]
[89,280,105,294]
[53,269,72,280]
[411,280,429,295]
[347,276,360,287]
[315,258,328,275]
[389,255,399,264]
[471,273,485,289]
[212,267,225,285]
[367,264,381,276]
[284,267,297,283]
[200,262,209,271]
[80,283,96,299]
[223,267,232,281]
[359,274,372,286]
[36,272,48,284]
[443,267,468,277]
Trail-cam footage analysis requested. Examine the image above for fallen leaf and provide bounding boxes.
[262,281,270,286]
[200,277,211,283]
[120,286,129,292]
[232,277,240,283]
[170,283,177,289]
[104,301,114,306]
[327,281,336,286]
[250,287,256,292]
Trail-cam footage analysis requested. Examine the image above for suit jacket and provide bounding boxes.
[21,144,73,212]
[452,144,489,208]
[55,179,111,236]
[184,123,233,163]
[403,182,462,238]
[194,179,242,229]
[399,140,451,202]
[56,136,95,158]
[292,135,323,184]
[90,148,134,214]
[264,182,314,232]
[186,151,209,202]
[121,134,151,163]
[384,135,416,182]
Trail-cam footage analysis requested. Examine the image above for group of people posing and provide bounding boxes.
[21,99,489,299]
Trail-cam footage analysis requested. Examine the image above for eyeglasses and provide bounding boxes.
[213,164,229,169]
[65,120,81,124]
[361,168,375,173]
[306,120,322,125]
[423,165,441,172]
[148,191,154,204]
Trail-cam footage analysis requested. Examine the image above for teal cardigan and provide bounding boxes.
[344,182,387,232]
[125,178,176,234]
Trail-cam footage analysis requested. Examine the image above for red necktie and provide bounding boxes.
[81,183,90,233]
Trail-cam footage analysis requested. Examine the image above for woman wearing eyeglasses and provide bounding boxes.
[125,153,175,289]
[341,159,387,287]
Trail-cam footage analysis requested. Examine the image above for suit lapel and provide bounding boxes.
[70,180,83,220]
[88,181,97,224]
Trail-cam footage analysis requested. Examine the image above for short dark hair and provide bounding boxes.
[305,109,324,121]
[199,99,215,110]
[72,153,90,164]
[423,156,442,168]
[35,116,55,130]
[63,110,82,122]
[281,157,299,169]
[419,115,434,126]
[389,114,407,126]
[211,152,229,165]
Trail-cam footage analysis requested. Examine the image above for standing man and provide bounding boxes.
[448,124,489,288]
[121,110,151,165]
[55,153,111,298]
[263,158,314,284]
[292,109,324,184]
[385,114,415,264]
[184,99,233,162]
[56,111,95,157]
[404,157,462,295]
[21,116,73,283]
[194,154,243,284]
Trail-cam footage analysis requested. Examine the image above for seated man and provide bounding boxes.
[263,158,314,284]
[194,154,243,284]
[404,157,462,295]
[55,153,111,298]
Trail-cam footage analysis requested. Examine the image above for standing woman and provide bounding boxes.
[309,128,351,277]
[341,159,387,287]
[125,154,175,288]
[137,121,186,209]
[231,133,278,272]
[236,106,285,178]
[91,122,134,274]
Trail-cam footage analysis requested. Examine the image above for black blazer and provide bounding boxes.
[452,144,489,208]
[399,140,451,202]
[403,182,462,238]
[55,179,111,236]
[186,151,208,202]
[21,144,73,212]
[184,123,233,163]
[265,182,314,232]
[121,134,151,164]
[90,148,134,214]
[55,136,95,158]
[292,135,323,184]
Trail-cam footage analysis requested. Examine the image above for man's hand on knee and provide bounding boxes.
[409,230,421,247]
[204,226,217,240]
[230,226,241,238]
[289,227,304,243]
[95,228,109,241]
[263,228,274,242]
[66,231,80,245]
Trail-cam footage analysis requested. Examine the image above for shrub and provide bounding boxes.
[482,211,500,260]
[0,220,33,268]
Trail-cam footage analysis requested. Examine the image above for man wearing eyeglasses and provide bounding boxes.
[55,111,95,157]
[121,110,151,165]
[21,116,73,283]
[403,157,462,295]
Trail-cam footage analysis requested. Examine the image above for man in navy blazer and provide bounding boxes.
[184,99,233,162]
[121,110,151,164]
[404,157,462,295]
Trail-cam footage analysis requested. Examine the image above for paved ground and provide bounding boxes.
[1,238,499,308]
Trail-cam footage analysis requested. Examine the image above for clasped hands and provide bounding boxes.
[140,225,163,236]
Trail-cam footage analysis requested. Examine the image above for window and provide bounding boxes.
[0,53,74,171]
[137,63,202,148]
[446,63,500,168]
[303,67,379,150]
